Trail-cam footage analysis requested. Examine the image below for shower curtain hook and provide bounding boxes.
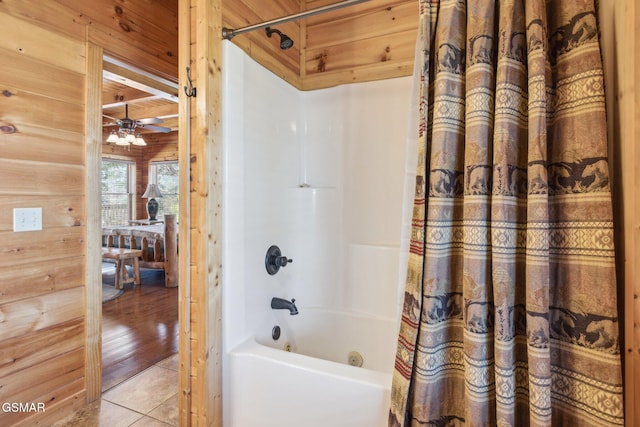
[184,67,196,98]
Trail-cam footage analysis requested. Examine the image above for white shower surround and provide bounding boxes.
[222,41,414,427]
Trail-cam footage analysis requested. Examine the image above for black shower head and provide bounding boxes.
[265,27,294,50]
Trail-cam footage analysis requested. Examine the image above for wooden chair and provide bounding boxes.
[102,247,143,289]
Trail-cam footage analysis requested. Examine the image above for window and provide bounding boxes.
[149,161,179,221]
[101,159,135,226]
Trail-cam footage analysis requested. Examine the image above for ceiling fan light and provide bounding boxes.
[106,131,119,143]
[104,103,166,147]
[133,135,146,146]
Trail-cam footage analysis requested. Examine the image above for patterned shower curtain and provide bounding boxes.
[389,0,623,426]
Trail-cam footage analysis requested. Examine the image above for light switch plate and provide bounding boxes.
[13,207,43,232]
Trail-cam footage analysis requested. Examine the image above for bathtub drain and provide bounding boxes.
[348,351,363,367]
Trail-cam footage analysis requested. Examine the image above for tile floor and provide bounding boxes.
[55,353,179,427]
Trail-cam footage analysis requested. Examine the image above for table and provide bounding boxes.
[102,215,178,287]
[128,219,164,225]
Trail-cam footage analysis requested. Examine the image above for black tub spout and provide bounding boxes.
[271,297,298,315]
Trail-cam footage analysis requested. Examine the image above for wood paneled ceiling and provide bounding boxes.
[101,58,179,141]
[222,0,418,90]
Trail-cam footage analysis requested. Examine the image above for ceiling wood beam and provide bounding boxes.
[103,103,178,121]
[103,59,179,103]
[102,95,166,110]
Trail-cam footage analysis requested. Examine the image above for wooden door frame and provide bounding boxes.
[615,1,640,424]
[85,41,103,403]
[602,1,639,425]
[84,40,193,410]
[86,44,172,400]
[177,0,223,425]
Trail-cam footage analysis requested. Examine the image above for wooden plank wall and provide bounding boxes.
[0,0,178,83]
[0,11,87,426]
[0,0,178,424]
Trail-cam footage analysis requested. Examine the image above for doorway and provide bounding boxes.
[95,53,180,392]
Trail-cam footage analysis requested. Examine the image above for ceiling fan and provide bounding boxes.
[104,104,171,146]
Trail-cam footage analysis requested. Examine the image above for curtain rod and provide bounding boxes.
[222,0,370,40]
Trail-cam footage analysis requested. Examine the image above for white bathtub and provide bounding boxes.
[225,308,398,427]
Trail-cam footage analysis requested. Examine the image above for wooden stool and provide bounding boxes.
[102,247,143,290]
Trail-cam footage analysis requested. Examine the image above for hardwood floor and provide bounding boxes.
[101,267,179,392]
